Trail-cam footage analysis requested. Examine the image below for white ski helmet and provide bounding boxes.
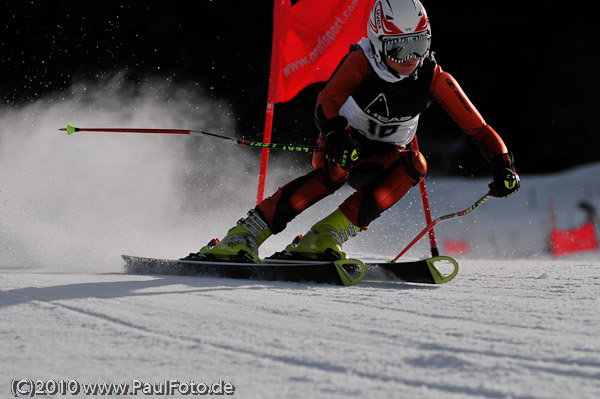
[368,0,431,63]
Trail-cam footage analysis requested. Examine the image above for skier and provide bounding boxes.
[185,0,520,263]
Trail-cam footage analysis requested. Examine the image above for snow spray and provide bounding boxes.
[0,72,263,272]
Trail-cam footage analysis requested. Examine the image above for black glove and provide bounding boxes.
[489,152,520,198]
[325,131,360,170]
[322,116,360,170]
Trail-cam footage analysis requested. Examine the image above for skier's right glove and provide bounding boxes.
[322,116,360,170]
[489,152,520,198]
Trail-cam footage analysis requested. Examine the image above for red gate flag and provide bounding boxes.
[274,0,373,103]
[257,0,373,203]
[551,221,599,257]
[444,239,470,255]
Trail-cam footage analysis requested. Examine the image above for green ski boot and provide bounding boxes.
[284,208,359,260]
[187,209,272,263]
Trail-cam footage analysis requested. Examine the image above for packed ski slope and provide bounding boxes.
[1,78,599,398]
[2,258,599,398]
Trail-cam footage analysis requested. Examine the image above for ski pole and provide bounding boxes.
[392,191,492,262]
[410,134,438,257]
[60,124,323,153]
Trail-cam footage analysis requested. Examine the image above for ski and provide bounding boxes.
[123,255,366,286]
[122,255,458,286]
[368,256,458,284]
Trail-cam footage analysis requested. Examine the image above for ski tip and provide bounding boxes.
[426,256,459,284]
[333,259,366,286]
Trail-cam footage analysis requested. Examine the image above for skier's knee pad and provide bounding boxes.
[313,151,348,191]
[405,151,427,184]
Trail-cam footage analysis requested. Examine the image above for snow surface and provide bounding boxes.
[2,259,600,399]
[1,76,599,398]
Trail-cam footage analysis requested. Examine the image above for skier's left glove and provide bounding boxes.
[322,116,360,170]
[489,152,520,198]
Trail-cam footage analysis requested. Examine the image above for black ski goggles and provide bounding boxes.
[383,32,431,63]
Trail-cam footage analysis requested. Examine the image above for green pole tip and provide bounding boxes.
[66,124,76,135]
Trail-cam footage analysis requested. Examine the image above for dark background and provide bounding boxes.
[1,1,598,176]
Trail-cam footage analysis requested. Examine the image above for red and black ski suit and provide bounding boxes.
[256,48,507,234]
